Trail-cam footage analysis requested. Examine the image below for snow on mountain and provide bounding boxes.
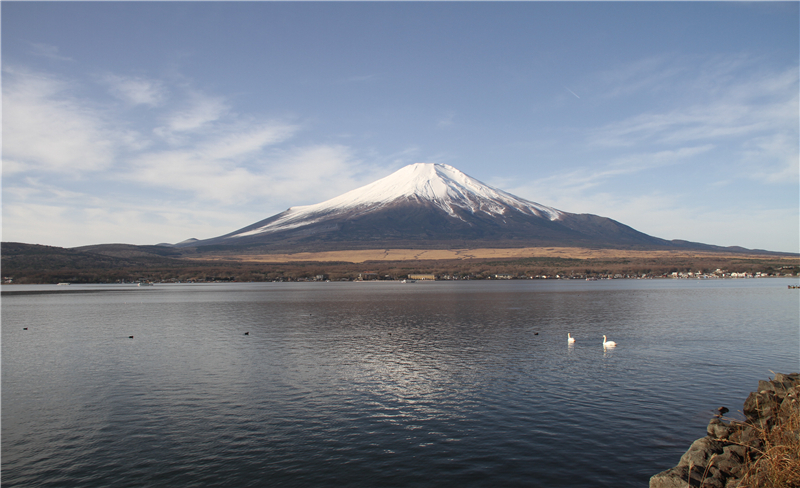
[233,163,562,238]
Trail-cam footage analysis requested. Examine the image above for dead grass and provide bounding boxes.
[191,246,795,264]
[735,398,800,487]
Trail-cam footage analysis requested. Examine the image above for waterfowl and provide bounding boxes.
[244,332,249,335]
[567,333,575,344]
[602,335,616,348]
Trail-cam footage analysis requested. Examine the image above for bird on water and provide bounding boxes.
[568,333,575,344]
[602,335,616,348]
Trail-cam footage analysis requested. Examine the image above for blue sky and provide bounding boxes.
[3,2,798,252]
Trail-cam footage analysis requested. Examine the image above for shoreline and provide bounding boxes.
[3,242,797,284]
[650,373,800,488]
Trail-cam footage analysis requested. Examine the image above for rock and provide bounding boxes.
[742,391,759,419]
[679,437,725,468]
[650,464,725,488]
[743,390,779,421]
[723,444,747,460]
[707,419,731,439]
[650,466,690,488]
[731,424,764,453]
[714,446,746,477]
[758,379,775,393]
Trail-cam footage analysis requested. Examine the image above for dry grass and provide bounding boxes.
[735,400,800,487]
[192,246,795,264]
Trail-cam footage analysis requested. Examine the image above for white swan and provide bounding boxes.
[602,335,617,348]
[568,333,576,344]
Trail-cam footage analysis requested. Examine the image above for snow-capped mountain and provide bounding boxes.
[234,163,562,238]
[181,163,673,251]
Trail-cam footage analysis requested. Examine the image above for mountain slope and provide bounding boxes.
[180,163,676,252]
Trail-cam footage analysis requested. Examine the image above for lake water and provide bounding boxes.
[2,279,798,487]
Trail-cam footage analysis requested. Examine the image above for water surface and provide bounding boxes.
[3,279,798,486]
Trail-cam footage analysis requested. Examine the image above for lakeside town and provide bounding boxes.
[7,266,796,286]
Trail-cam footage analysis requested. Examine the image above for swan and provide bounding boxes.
[602,335,616,348]
[568,333,576,344]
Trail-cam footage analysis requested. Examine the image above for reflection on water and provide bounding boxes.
[2,279,798,487]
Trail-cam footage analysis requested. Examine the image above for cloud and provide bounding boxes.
[102,74,166,107]
[1,159,29,176]
[122,122,300,205]
[29,43,73,62]
[158,92,228,135]
[270,145,372,201]
[589,64,797,149]
[124,142,375,207]
[577,58,798,204]
[1,200,244,247]
[742,133,800,184]
[199,123,299,161]
[2,66,118,172]
[437,112,456,127]
[126,149,268,205]
[504,145,714,199]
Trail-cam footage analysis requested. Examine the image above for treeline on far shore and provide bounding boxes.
[3,253,797,285]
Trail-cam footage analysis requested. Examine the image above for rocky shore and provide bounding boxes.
[650,373,800,488]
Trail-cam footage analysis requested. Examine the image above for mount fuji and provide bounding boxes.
[179,163,685,252]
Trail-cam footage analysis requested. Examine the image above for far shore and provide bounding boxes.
[3,242,797,284]
[196,247,798,264]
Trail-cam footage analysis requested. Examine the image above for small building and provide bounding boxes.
[408,274,436,281]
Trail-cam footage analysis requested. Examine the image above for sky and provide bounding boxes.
[2,2,798,253]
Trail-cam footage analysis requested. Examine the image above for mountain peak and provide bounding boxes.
[233,163,562,239]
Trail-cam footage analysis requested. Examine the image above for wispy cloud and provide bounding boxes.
[593,55,689,100]
[584,60,798,187]
[199,123,299,161]
[437,111,455,127]
[102,74,166,107]
[506,145,714,199]
[29,43,73,62]
[2,66,119,172]
[157,91,228,136]
[590,61,797,147]
[742,133,800,184]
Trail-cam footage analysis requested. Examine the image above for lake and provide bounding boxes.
[2,279,798,487]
